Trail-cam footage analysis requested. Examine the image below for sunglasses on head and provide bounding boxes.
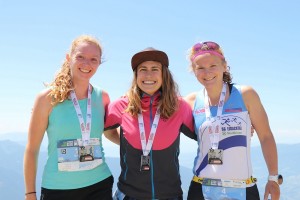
[191,41,224,61]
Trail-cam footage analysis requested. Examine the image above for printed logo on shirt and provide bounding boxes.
[220,115,244,136]
[194,108,205,115]
[224,107,243,113]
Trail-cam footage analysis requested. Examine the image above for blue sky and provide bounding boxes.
[0,0,299,145]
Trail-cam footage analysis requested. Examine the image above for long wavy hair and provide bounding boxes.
[46,35,102,105]
[125,66,179,119]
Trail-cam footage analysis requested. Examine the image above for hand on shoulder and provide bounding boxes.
[184,92,197,109]
[102,90,110,107]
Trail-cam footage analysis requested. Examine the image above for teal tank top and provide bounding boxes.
[42,86,112,189]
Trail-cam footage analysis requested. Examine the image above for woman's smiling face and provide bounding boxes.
[136,61,162,95]
[193,53,227,89]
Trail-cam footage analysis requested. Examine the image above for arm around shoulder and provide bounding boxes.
[184,92,197,109]
[102,90,110,112]
[104,128,120,145]
[102,90,120,145]
[180,96,197,141]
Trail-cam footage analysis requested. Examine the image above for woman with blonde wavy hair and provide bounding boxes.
[104,47,197,200]
[24,35,114,200]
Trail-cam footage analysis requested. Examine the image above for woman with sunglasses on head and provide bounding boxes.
[24,35,114,200]
[185,41,281,200]
[104,47,197,200]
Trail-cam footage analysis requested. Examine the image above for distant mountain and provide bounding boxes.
[0,132,48,149]
[0,133,299,199]
[0,140,47,199]
[0,132,28,144]
[251,143,300,199]
[0,140,26,199]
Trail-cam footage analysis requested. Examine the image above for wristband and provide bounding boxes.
[268,174,283,185]
[25,191,36,195]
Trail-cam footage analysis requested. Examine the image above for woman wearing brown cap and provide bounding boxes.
[185,41,281,200]
[104,47,197,200]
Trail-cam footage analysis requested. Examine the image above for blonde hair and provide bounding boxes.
[187,43,232,83]
[47,35,102,105]
[125,66,179,119]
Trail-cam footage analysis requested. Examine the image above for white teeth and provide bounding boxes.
[205,77,214,81]
[143,81,155,84]
[80,69,91,73]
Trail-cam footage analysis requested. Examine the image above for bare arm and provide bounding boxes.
[23,90,52,200]
[102,90,110,116]
[242,86,280,200]
[102,90,120,145]
[104,128,120,145]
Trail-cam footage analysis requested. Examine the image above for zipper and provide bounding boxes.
[150,96,155,199]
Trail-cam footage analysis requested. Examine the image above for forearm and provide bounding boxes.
[260,134,281,200]
[260,134,278,175]
[104,128,120,145]
[24,146,39,197]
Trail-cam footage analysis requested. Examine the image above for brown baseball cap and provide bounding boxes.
[131,47,169,70]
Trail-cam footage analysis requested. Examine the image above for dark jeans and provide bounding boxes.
[187,180,260,200]
[40,175,113,200]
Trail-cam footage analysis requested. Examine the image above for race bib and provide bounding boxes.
[202,178,246,200]
[57,138,103,171]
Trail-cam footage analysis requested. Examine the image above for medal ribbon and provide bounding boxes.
[204,83,226,149]
[70,84,92,146]
[138,107,160,156]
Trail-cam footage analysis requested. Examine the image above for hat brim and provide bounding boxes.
[131,50,169,70]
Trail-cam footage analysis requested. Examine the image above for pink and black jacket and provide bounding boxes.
[105,92,196,199]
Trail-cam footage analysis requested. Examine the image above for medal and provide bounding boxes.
[140,155,151,171]
[208,148,223,165]
[138,107,160,172]
[204,83,227,165]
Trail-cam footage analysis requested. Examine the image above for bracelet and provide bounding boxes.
[25,191,36,195]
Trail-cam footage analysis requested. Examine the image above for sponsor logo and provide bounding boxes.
[221,116,244,135]
[225,108,242,113]
[194,108,205,114]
